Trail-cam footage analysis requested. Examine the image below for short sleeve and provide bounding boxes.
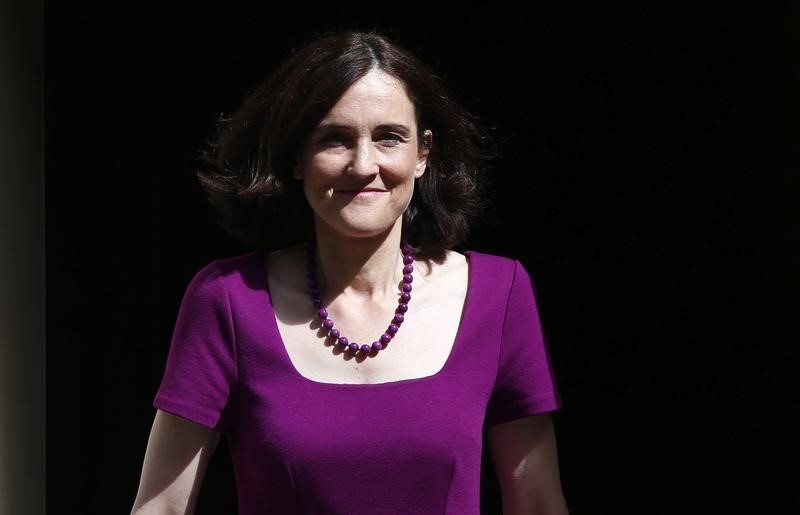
[485,260,562,425]
[153,262,238,430]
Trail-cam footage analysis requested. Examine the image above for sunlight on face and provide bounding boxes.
[297,69,431,240]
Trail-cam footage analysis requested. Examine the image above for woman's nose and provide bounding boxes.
[347,139,378,176]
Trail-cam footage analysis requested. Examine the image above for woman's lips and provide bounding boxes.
[336,188,387,197]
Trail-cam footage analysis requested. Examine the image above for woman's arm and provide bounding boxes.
[488,413,569,515]
[130,410,220,515]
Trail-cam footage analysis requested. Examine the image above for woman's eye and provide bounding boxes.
[320,132,347,145]
[378,133,402,145]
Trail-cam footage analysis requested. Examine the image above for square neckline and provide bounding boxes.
[260,250,476,388]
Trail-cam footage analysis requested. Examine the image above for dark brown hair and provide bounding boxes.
[197,30,494,260]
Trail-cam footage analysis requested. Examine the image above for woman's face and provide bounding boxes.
[296,69,430,240]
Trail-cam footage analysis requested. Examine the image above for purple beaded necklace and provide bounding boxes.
[305,241,414,356]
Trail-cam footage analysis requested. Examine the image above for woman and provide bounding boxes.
[131,30,568,514]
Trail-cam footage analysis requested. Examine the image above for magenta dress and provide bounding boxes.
[154,250,561,514]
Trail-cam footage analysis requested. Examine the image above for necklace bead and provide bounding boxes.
[306,242,414,356]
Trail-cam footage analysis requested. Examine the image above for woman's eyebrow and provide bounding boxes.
[314,122,351,132]
[375,123,411,135]
[313,122,411,134]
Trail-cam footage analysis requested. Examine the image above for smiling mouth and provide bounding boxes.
[336,188,388,194]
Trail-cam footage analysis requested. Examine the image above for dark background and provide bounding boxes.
[43,2,794,514]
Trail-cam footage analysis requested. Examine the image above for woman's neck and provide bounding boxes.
[312,222,405,301]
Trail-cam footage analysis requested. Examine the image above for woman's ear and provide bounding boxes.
[292,161,303,180]
[415,130,432,178]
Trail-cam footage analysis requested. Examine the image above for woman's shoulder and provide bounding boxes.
[182,248,268,295]
[462,249,522,276]
[423,249,522,291]
[459,250,536,294]
[192,249,264,275]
